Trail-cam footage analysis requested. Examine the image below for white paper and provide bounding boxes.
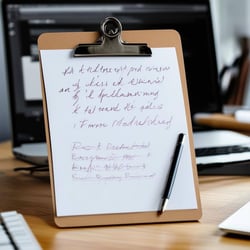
[40,48,198,216]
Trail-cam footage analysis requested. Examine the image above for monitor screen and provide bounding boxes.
[2,0,221,145]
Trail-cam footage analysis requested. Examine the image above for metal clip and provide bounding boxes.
[74,17,152,57]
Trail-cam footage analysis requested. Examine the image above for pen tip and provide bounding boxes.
[161,199,169,213]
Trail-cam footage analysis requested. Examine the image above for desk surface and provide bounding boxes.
[1,141,250,249]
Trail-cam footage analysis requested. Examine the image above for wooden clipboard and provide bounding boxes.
[38,17,201,227]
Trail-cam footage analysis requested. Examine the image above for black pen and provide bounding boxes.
[160,133,185,213]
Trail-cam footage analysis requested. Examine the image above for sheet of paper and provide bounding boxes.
[40,48,197,216]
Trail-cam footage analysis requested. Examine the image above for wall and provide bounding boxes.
[210,0,250,105]
[210,0,250,71]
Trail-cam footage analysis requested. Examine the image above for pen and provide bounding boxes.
[160,133,185,213]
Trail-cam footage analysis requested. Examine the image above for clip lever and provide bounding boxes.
[74,17,152,57]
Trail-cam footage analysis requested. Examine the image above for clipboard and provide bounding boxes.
[38,17,202,227]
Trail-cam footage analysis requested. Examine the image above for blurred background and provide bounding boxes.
[0,0,249,141]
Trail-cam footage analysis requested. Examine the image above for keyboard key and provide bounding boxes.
[0,225,11,245]
[0,211,42,250]
[0,246,15,250]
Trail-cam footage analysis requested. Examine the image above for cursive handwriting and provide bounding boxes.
[71,141,153,183]
[112,115,173,129]
[57,58,178,184]
[97,88,159,103]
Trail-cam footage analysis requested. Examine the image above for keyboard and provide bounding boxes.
[0,211,42,250]
[195,145,250,157]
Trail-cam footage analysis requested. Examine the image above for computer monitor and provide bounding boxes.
[2,0,221,146]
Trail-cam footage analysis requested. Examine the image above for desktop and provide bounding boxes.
[1,141,250,248]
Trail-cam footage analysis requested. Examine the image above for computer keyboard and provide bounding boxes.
[0,211,42,250]
[195,145,250,157]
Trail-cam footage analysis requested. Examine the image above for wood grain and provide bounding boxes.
[1,141,250,249]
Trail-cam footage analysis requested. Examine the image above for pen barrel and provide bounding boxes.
[163,133,185,198]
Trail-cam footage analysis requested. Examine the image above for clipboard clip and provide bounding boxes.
[74,17,152,57]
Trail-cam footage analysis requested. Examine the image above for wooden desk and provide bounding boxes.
[1,141,250,249]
